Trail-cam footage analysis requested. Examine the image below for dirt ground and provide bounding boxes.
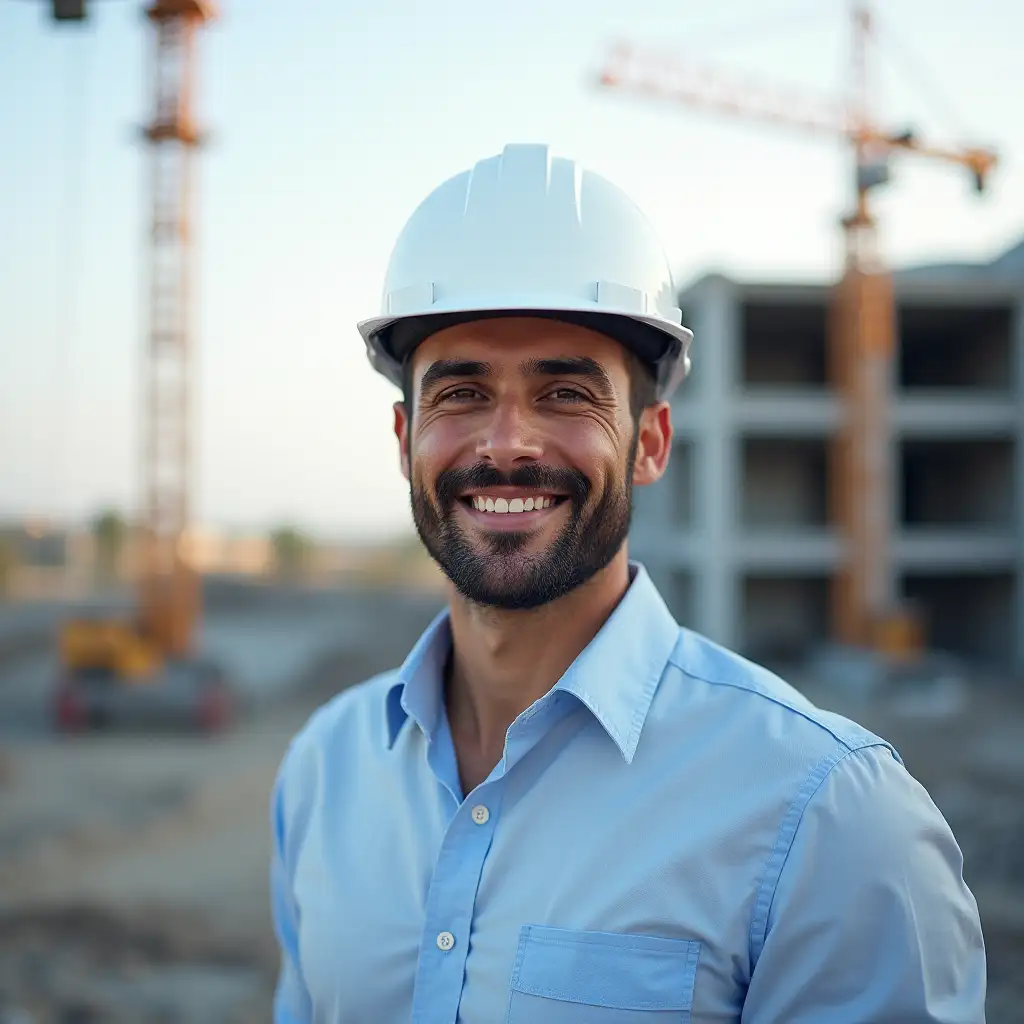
[0,597,1022,1022]
[0,590,443,1024]
[0,701,309,1022]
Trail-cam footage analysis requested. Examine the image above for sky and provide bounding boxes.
[2,0,1022,541]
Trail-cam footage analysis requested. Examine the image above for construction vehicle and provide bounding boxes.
[25,0,230,731]
[596,3,997,664]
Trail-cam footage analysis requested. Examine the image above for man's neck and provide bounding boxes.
[444,550,632,790]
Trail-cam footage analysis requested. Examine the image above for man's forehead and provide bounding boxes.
[411,317,626,375]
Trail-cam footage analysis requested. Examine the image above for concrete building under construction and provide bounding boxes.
[630,238,1024,673]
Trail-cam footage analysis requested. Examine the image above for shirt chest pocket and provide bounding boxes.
[505,925,701,1024]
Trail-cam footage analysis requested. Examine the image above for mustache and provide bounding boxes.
[435,463,591,510]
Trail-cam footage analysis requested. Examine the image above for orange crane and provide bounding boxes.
[596,4,998,655]
[136,0,217,662]
[26,0,225,728]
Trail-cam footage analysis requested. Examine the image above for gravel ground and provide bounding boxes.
[0,587,443,1023]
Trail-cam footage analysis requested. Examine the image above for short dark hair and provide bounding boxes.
[624,348,659,420]
[400,348,658,420]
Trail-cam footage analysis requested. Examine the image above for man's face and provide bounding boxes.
[393,317,673,610]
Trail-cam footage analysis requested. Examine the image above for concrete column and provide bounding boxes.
[630,462,671,552]
[1013,299,1024,673]
[887,335,903,612]
[652,450,680,528]
[692,277,740,650]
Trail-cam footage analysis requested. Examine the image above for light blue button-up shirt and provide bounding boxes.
[270,563,986,1023]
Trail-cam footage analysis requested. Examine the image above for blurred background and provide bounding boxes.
[1,0,1023,1020]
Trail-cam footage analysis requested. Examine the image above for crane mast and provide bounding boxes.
[33,0,231,724]
[138,0,216,656]
[831,3,894,648]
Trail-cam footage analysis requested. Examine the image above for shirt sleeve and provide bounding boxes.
[742,743,987,1024]
[269,752,314,1024]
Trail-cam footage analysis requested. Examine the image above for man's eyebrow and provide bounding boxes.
[520,356,615,398]
[418,359,491,397]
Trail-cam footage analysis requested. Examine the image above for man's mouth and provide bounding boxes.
[458,492,568,516]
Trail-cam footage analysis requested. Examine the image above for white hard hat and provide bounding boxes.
[357,143,693,401]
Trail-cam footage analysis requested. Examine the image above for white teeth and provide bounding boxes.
[469,495,556,514]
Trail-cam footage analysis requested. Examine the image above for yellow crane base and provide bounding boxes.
[59,619,163,682]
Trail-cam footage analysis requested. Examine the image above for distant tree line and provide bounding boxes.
[0,510,324,597]
[93,508,127,585]
[270,525,313,580]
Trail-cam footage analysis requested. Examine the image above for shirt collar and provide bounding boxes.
[384,604,452,749]
[384,561,680,763]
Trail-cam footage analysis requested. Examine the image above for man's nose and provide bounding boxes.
[475,401,543,469]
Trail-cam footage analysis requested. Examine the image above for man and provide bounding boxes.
[270,143,986,1022]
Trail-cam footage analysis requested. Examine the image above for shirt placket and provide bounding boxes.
[409,700,562,1023]
[409,692,581,1019]
[404,695,496,1023]
[410,780,503,1024]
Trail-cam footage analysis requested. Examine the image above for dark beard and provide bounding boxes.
[410,441,637,610]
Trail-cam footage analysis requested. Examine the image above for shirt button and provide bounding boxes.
[471,804,490,825]
[436,931,456,952]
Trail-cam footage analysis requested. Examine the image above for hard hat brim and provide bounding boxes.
[358,306,692,401]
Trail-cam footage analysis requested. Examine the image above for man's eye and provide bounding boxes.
[440,387,481,402]
[547,388,586,402]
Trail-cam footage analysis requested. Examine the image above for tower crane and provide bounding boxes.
[596,4,998,655]
[136,0,216,663]
[22,0,228,730]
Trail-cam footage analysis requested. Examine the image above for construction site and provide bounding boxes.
[1,0,1022,1021]
[631,245,1024,672]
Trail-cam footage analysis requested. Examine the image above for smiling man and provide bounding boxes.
[408,330,650,615]
[269,144,986,1023]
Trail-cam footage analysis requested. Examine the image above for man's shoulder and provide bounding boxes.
[662,626,897,763]
[277,668,400,780]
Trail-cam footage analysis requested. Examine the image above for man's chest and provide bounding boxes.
[290,736,782,1024]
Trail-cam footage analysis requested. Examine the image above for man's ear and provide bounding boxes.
[393,401,411,481]
[632,402,673,487]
